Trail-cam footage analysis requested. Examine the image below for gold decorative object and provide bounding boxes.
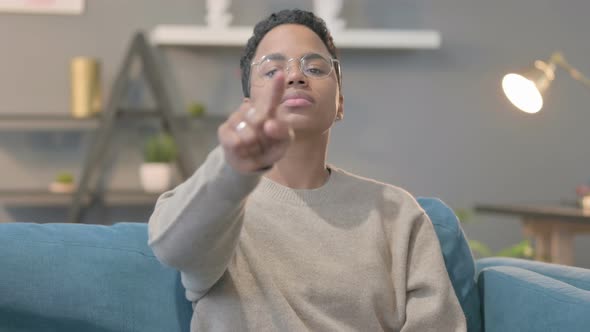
[70,56,102,118]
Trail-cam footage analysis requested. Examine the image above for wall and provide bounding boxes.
[1,0,589,267]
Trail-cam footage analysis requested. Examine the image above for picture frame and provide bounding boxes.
[0,0,84,15]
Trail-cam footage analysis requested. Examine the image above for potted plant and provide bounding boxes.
[49,171,75,194]
[140,133,177,193]
[187,102,206,118]
[455,208,534,259]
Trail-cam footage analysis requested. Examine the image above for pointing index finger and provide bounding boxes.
[246,72,285,126]
[265,72,285,118]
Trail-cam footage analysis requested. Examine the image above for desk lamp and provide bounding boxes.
[501,52,590,113]
[502,52,590,209]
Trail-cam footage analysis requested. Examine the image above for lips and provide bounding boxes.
[281,91,314,107]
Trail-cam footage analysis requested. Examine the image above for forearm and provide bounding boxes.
[148,146,261,292]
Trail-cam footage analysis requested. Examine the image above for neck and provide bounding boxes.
[264,131,330,189]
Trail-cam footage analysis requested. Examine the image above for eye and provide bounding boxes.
[263,68,278,78]
[304,67,326,76]
[259,60,285,79]
[302,56,331,77]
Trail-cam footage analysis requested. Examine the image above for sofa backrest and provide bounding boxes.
[0,197,480,332]
[0,222,192,332]
[417,197,482,332]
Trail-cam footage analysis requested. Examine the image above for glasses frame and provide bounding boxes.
[249,53,341,88]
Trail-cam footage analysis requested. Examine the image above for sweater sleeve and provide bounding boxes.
[401,213,467,332]
[147,146,261,299]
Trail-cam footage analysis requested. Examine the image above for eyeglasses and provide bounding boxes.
[250,53,341,88]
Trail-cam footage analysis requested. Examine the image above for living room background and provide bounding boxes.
[1,0,589,267]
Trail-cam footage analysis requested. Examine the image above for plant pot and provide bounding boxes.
[49,182,75,194]
[140,163,174,193]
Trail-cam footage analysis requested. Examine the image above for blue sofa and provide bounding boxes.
[1,197,589,332]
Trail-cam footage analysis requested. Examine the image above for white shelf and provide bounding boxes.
[0,112,226,131]
[0,114,99,130]
[0,189,160,207]
[150,25,441,50]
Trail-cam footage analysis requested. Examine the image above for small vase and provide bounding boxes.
[205,0,232,29]
[140,163,174,193]
[313,0,346,33]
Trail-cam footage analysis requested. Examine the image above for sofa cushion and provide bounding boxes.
[418,197,482,332]
[477,257,590,291]
[479,266,590,331]
[0,222,192,332]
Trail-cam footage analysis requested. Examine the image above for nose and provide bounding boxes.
[286,62,308,87]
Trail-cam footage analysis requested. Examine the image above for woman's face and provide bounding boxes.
[248,24,343,136]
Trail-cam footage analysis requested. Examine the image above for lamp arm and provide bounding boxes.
[550,52,590,89]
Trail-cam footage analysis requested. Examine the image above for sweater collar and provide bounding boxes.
[253,166,338,206]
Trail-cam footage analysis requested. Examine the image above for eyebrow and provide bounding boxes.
[263,53,287,61]
[301,53,327,60]
[259,52,331,62]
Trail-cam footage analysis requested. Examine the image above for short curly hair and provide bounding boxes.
[239,9,341,97]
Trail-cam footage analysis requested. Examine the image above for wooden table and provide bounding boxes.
[474,203,590,266]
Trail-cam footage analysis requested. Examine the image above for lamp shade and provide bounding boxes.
[502,60,555,114]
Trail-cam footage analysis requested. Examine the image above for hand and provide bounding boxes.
[218,73,294,174]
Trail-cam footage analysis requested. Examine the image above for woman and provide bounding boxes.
[148,9,466,332]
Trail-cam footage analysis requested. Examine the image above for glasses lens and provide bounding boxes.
[251,58,286,87]
[302,54,332,78]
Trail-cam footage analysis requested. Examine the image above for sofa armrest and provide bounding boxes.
[479,266,590,332]
[477,257,590,291]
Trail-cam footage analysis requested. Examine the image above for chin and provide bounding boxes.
[277,107,334,129]
[287,118,334,136]
[280,104,312,113]
[277,108,307,121]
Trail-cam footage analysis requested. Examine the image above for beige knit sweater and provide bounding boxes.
[148,146,466,331]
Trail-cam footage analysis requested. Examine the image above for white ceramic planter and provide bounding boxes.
[49,182,75,194]
[140,163,174,193]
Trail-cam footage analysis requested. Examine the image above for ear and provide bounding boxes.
[336,94,344,120]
